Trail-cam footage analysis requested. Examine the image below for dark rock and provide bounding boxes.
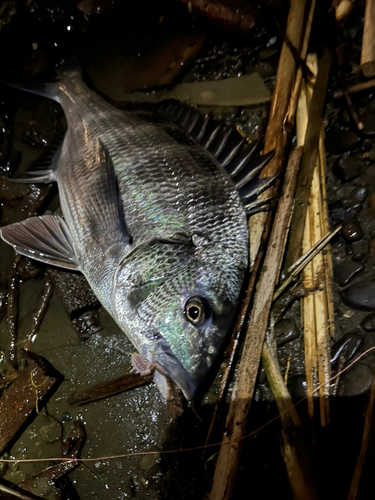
[0,284,7,323]
[339,363,373,396]
[342,281,375,310]
[366,165,375,177]
[369,239,375,259]
[360,114,375,138]
[325,127,361,155]
[0,150,22,178]
[275,318,300,345]
[328,200,361,225]
[345,244,354,256]
[287,375,306,400]
[46,267,100,320]
[338,108,350,126]
[72,309,102,342]
[349,186,368,204]
[258,47,279,61]
[361,314,375,332]
[330,332,363,365]
[258,365,266,384]
[342,220,363,241]
[333,261,364,286]
[352,249,366,262]
[61,411,72,422]
[333,156,361,182]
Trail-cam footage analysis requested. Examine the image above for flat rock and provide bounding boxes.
[339,363,373,396]
[342,281,375,310]
[325,127,361,155]
[275,318,300,345]
[333,261,364,286]
[333,156,361,182]
[330,332,363,364]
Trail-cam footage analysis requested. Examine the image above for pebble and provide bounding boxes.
[328,200,361,225]
[275,318,300,345]
[287,375,307,400]
[333,261,364,286]
[342,281,375,310]
[361,314,375,332]
[369,193,375,213]
[17,257,44,280]
[333,156,361,182]
[61,411,72,422]
[339,363,373,397]
[366,165,375,177]
[258,365,267,384]
[369,239,375,259]
[258,47,279,61]
[338,108,350,126]
[342,220,363,241]
[72,309,102,342]
[325,127,361,155]
[350,186,368,204]
[0,150,22,178]
[330,332,363,365]
[360,113,375,138]
[140,447,161,472]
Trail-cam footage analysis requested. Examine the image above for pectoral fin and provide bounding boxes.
[0,215,79,270]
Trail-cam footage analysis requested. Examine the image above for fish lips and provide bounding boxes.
[145,339,198,401]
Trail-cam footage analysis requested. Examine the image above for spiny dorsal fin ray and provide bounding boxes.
[158,101,276,209]
[0,215,79,270]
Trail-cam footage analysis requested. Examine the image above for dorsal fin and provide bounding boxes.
[159,101,275,214]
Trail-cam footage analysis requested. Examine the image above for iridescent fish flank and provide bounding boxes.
[0,67,271,400]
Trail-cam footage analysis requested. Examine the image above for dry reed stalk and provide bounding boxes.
[297,54,331,425]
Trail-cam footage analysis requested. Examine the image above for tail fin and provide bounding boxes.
[1,56,81,102]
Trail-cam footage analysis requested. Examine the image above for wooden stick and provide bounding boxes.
[23,278,53,351]
[333,79,375,98]
[248,0,307,265]
[209,148,302,500]
[361,0,375,78]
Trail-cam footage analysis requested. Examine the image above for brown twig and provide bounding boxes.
[209,148,302,500]
[347,380,375,500]
[23,278,53,351]
[333,78,375,98]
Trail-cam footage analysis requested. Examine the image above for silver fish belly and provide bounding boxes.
[1,70,249,400]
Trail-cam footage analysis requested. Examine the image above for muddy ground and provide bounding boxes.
[0,1,375,499]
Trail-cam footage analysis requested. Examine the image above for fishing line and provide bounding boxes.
[1,345,374,464]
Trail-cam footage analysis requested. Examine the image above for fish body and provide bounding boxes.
[1,69,249,400]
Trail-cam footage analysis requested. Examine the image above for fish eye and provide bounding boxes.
[185,297,211,327]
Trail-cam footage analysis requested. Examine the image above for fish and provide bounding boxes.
[0,64,274,400]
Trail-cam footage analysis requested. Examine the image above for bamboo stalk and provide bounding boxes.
[249,0,307,265]
[361,0,375,78]
[209,148,302,500]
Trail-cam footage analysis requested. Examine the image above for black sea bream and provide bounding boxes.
[1,67,272,400]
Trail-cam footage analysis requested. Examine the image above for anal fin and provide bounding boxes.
[0,215,79,270]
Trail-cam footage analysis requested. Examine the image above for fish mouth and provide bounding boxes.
[145,339,198,401]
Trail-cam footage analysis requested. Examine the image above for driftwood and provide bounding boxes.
[0,351,62,455]
[209,148,303,500]
[361,0,375,78]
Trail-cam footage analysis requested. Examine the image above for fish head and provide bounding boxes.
[113,242,247,400]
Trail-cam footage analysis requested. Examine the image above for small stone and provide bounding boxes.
[352,250,366,262]
[349,186,368,204]
[17,257,44,280]
[333,156,361,182]
[258,365,267,384]
[61,411,72,422]
[333,261,364,286]
[339,363,373,396]
[361,314,375,332]
[39,416,62,443]
[342,281,375,310]
[342,220,363,241]
[330,332,363,364]
[369,149,375,161]
[329,200,361,225]
[72,309,102,342]
[31,478,53,497]
[360,113,375,138]
[140,476,150,490]
[258,47,279,61]
[369,192,375,213]
[275,318,300,345]
[338,108,350,126]
[287,375,307,400]
[369,239,375,259]
[366,165,375,177]
[325,127,361,155]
